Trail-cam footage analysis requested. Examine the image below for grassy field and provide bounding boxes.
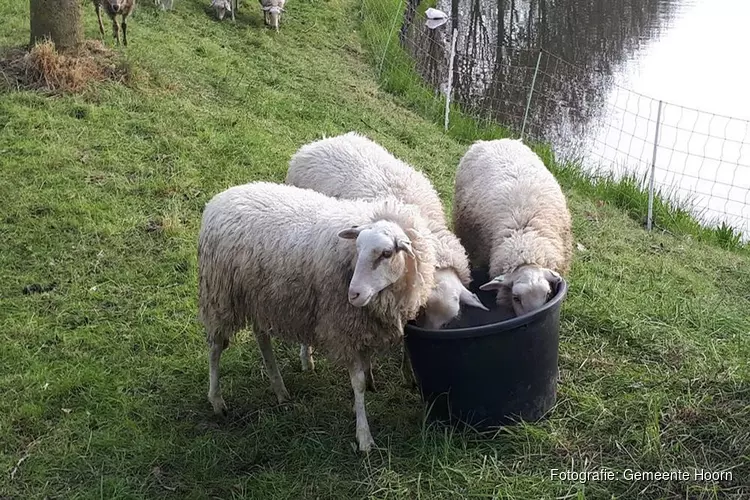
[1,0,749,498]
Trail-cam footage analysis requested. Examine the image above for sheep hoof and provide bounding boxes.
[209,395,228,416]
[300,357,315,372]
[276,387,291,404]
[357,432,375,453]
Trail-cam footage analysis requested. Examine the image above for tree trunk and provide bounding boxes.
[399,0,421,46]
[30,0,83,52]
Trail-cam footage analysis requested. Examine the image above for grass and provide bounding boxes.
[1,0,749,498]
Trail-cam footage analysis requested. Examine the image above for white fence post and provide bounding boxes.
[647,100,664,231]
[521,49,543,139]
[444,28,458,132]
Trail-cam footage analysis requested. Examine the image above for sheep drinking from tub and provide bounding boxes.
[286,131,487,385]
[453,138,572,316]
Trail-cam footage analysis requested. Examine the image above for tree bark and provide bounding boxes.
[30,0,83,52]
[399,0,421,46]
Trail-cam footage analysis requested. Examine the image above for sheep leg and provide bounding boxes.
[121,17,128,47]
[364,356,376,392]
[111,17,120,45]
[348,356,375,453]
[207,339,228,416]
[255,330,290,403]
[299,343,314,372]
[95,3,105,37]
[231,0,236,21]
[400,344,418,389]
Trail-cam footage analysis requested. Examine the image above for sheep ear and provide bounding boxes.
[542,268,562,286]
[459,286,489,311]
[338,226,362,239]
[479,275,506,291]
[396,238,415,259]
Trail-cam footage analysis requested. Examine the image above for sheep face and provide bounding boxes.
[268,7,281,30]
[479,265,561,316]
[262,5,282,30]
[422,269,487,329]
[211,0,232,19]
[338,221,415,307]
[104,0,127,14]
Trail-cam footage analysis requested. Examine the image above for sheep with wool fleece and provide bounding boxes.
[259,0,286,30]
[198,181,437,452]
[453,138,572,316]
[285,132,487,379]
[285,131,486,327]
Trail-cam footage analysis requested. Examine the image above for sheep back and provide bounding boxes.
[453,139,572,277]
[287,132,471,285]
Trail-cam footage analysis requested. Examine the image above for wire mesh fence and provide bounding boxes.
[360,0,750,239]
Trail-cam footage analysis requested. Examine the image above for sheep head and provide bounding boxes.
[211,0,232,20]
[338,221,415,308]
[479,265,561,316]
[261,5,284,31]
[420,268,487,329]
[104,0,128,14]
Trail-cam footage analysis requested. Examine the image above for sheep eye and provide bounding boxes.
[382,249,393,259]
[512,296,521,303]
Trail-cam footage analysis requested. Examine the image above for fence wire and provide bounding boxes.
[360,0,750,239]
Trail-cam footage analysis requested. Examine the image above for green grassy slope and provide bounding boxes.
[1,0,749,498]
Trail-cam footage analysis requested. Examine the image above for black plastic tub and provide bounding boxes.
[404,268,567,430]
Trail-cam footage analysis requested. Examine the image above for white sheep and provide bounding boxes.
[211,0,233,20]
[285,132,487,382]
[259,0,286,30]
[93,0,135,46]
[453,138,572,316]
[198,181,437,452]
[154,0,174,10]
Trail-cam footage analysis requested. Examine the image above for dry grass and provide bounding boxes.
[0,39,130,93]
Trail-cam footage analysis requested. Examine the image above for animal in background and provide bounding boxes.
[155,0,175,10]
[211,0,234,20]
[94,0,136,46]
[259,0,286,31]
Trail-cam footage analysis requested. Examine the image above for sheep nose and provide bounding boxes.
[349,291,360,302]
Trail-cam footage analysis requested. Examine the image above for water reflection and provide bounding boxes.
[403,0,684,147]
[401,0,750,235]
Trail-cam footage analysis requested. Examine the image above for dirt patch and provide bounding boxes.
[0,40,132,94]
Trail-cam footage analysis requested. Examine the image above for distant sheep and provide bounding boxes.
[154,0,174,10]
[94,0,136,46]
[286,132,486,382]
[211,0,233,20]
[453,139,572,316]
[198,182,437,452]
[259,0,286,30]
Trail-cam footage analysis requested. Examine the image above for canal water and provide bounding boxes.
[401,0,750,234]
